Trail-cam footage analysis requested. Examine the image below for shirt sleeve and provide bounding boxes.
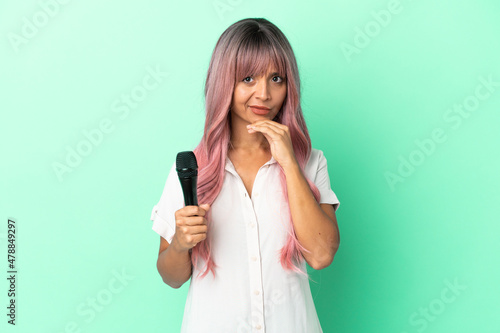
[150,162,185,244]
[314,149,340,212]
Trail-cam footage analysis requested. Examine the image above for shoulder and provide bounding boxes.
[310,147,324,161]
[165,161,178,184]
[306,147,325,167]
[304,148,326,179]
[159,161,182,196]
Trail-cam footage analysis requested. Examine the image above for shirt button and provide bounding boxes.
[256,324,262,330]
[250,223,256,228]
[254,290,260,295]
[254,192,259,197]
[251,256,257,262]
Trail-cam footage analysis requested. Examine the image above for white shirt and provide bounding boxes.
[151,148,340,333]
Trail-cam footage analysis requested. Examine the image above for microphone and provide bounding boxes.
[176,151,198,206]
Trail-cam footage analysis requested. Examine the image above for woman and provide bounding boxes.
[151,17,340,333]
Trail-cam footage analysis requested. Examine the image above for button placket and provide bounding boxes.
[230,160,268,332]
[238,174,265,332]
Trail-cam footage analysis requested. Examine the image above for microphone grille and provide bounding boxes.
[176,151,198,177]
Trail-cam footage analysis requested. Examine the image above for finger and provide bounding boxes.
[252,121,280,132]
[251,120,288,131]
[199,204,210,216]
[200,203,211,211]
[251,123,281,137]
[183,231,206,245]
[192,233,207,244]
[180,216,206,226]
[188,224,208,235]
[180,205,206,217]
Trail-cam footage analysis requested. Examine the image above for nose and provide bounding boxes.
[254,76,270,100]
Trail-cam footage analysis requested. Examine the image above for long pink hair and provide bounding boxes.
[191,18,321,280]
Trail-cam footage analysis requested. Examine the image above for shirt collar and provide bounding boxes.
[225,154,277,176]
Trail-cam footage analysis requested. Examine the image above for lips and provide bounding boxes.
[249,105,270,115]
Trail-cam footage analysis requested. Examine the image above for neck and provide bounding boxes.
[229,141,270,153]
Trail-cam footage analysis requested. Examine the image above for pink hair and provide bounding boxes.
[190,18,321,280]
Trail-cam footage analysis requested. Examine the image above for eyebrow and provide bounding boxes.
[266,72,286,78]
[246,71,286,78]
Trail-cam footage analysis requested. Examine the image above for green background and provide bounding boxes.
[2,0,499,332]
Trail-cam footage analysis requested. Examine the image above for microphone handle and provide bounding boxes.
[179,176,198,206]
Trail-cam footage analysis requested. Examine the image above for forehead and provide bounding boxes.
[259,66,280,75]
[237,62,284,79]
[235,46,286,77]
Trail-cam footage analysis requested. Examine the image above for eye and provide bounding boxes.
[272,76,284,83]
[242,75,284,83]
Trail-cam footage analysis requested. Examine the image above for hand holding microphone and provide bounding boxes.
[172,204,210,252]
[173,151,210,252]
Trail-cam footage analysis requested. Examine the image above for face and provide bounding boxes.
[230,66,287,124]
